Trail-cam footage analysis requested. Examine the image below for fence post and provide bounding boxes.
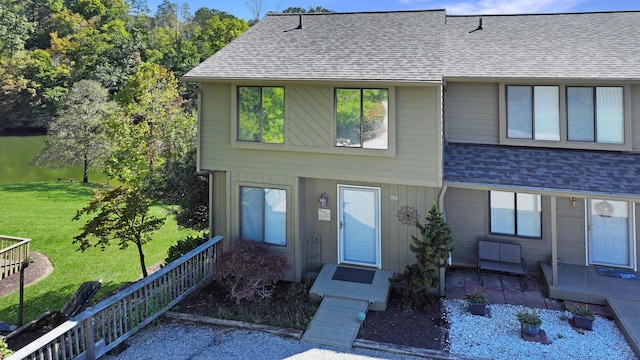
[83,318,96,360]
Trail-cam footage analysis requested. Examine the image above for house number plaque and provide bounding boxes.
[318,208,331,221]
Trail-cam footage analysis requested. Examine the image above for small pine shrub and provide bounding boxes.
[393,202,454,310]
[212,238,288,304]
[165,233,210,264]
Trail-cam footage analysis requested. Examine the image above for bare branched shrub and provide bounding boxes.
[212,238,288,304]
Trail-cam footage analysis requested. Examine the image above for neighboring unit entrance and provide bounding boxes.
[337,185,381,268]
[588,199,636,269]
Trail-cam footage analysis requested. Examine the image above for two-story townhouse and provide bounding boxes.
[182,10,447,282]
[442,11,640,303]
[183,9,640,304]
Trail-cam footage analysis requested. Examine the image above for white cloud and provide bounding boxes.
[399,0,588,14]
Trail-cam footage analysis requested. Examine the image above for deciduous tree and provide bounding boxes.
[33,79,115,182]
[72,186,165,278]
[109,63,196,186]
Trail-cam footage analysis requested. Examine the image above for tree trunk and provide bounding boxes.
[83,153,89,183]
[136,241,148,278]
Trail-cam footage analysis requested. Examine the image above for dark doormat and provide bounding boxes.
[596,267,639,280]
[332,266,375,284]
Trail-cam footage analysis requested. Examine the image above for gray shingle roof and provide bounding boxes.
[182,11,445,82]
[444,143,640,197]
[445,11,640,80]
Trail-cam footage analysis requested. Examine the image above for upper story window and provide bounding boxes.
[237,86,284,144]
[506,85,559,141]
[335,88,389,150]
[567,86,624,144]
[490,191,541,238]
[240,186,286,246]
[502,84,628,149]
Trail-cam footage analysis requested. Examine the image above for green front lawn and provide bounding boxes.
[0,182,196,324]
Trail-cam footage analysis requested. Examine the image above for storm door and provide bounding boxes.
[337,185,381,268]
[588,199,636,269]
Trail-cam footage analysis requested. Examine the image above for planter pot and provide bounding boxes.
[521,324,540,337]
[469,303,488,316]
[572,315,594,331]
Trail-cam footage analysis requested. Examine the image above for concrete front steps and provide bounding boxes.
[303,263,393,348]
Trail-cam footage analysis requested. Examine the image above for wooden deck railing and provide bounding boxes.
[9,235,223,360]
[0,236,30,279]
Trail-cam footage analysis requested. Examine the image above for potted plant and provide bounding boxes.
[567,303,595,330]
[516,310,542,337]
[465,289,489,315]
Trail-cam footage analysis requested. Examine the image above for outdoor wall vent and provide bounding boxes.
[469,18,483,33]
[296,14,303,29]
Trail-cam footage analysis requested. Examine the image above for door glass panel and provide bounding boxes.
[590,199,630,267]
[340,187,378,265]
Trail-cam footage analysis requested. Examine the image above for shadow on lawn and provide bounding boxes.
[0,182,108,200]
[0,284,77,326]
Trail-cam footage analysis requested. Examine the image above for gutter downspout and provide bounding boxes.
[183,82,214,235]
[438,184,448,215]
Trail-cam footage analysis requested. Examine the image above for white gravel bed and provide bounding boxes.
[102,322,425,360]
[444,299,636,360]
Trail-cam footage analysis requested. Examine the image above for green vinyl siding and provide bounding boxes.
[198,83,441,188]
[300,178,438,275]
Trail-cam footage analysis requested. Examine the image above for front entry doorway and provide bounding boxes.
[587,199,636,269]
[337,185,381,268]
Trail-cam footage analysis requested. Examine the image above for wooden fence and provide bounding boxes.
[9,235,223,360]
[0,236,30,279]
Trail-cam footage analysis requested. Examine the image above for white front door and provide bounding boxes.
[587,199,636,269]
[337,185,381,268]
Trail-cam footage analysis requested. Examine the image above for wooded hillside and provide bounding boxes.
[0,0,248,133]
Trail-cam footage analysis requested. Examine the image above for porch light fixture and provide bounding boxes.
[569,197,576,208]
[319,192,328,208]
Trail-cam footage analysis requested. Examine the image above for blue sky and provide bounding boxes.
[147,0,639,20]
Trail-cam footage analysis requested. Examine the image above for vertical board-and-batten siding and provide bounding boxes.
[444,187,588,271]
[198,83,441,188]
[445,82,499,144]
[301,178,438,274]
[228,172,299,282]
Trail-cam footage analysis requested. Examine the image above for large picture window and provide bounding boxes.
[567,86,623,144]
[240,187,286,246]
[335,88,388,149]
[490,191,541,238]
[237,86,284,143]
[506,85,559,141]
